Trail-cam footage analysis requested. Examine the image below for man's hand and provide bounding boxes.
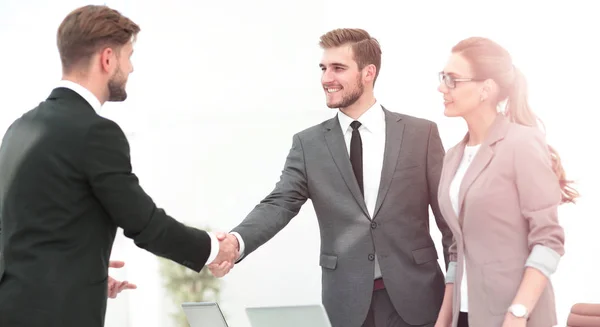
[208,232,239,277]
[107,260,137,299]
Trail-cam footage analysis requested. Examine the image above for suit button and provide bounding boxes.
[368,254,375,261]
[371,222,377,229]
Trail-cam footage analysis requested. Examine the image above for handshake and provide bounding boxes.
[208,232,241,277]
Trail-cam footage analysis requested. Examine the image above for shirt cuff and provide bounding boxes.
[230,232,245,258]
[206,232,220,265]
[445,261,457,284]
[525,244,561,278]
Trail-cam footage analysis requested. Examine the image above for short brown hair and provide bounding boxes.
[319,28,382,83]
[57,5,140,73]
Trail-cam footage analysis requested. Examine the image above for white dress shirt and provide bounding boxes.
[337,101,386,278]
[337,101,385,218]
[56,80,220,265]
[449,144,481,312]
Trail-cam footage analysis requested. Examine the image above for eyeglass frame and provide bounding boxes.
[438,71,485,89]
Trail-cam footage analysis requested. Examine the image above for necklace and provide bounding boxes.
[467,152,474,162]
[465,145,480,163]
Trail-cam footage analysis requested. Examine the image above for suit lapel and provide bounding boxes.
[437,139,466,232]
[373,109,404,218]
[457,114,510,224]
[457,145,494,223]
[324,117,370,217]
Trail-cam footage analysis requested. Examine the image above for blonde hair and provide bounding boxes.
[453,37,579,204]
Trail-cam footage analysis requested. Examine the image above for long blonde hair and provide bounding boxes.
[453,37,579,204]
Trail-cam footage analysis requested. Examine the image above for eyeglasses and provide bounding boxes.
[438,72,482,89]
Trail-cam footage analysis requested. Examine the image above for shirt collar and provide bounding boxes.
[56,80,102,113]
[337,100,385,134]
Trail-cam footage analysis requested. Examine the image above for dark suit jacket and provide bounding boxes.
[232,107,453,327]
[0,87,211,327]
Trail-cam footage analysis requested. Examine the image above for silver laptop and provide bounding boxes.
[181,302,229,327]
[246,304,332,327]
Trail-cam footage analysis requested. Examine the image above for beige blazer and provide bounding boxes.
[437,114,565,327]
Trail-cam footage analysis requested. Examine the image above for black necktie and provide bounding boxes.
[350,121,363,195]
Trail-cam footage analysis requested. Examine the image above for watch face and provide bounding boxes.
[511,304,527,317]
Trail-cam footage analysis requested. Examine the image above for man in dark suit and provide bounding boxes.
[209,29,454,327]
[0,5,237,327]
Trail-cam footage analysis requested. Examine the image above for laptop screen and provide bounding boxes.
[246,304,332,327]
[181,302,229,327]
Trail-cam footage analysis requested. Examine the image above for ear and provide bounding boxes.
[363,64,377,84]
[480,79,494,102]
[99,47,115,73]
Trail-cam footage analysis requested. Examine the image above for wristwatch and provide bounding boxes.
[508,304,529,318]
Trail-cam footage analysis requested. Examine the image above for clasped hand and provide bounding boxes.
[208,232,239,277]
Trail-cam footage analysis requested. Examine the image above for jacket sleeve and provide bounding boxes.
[514,128,565,278]
[83,118,212,272]
[231,133,309,260]
[426,122,455,270]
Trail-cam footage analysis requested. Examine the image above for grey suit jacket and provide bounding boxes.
[232,107,453,327]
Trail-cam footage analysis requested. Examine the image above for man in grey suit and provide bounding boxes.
[209,28,453,327]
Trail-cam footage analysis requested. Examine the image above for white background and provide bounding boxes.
[1,0,598,326]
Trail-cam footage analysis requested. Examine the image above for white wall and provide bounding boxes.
[1,1,598,326]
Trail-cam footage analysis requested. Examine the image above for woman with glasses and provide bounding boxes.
[433,37,578,327]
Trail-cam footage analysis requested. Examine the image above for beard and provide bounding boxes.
[107,67,128,102]
[326,76,364,109]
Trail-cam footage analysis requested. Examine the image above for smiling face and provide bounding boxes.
[319,45,368,109]
[437,53,485,118]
